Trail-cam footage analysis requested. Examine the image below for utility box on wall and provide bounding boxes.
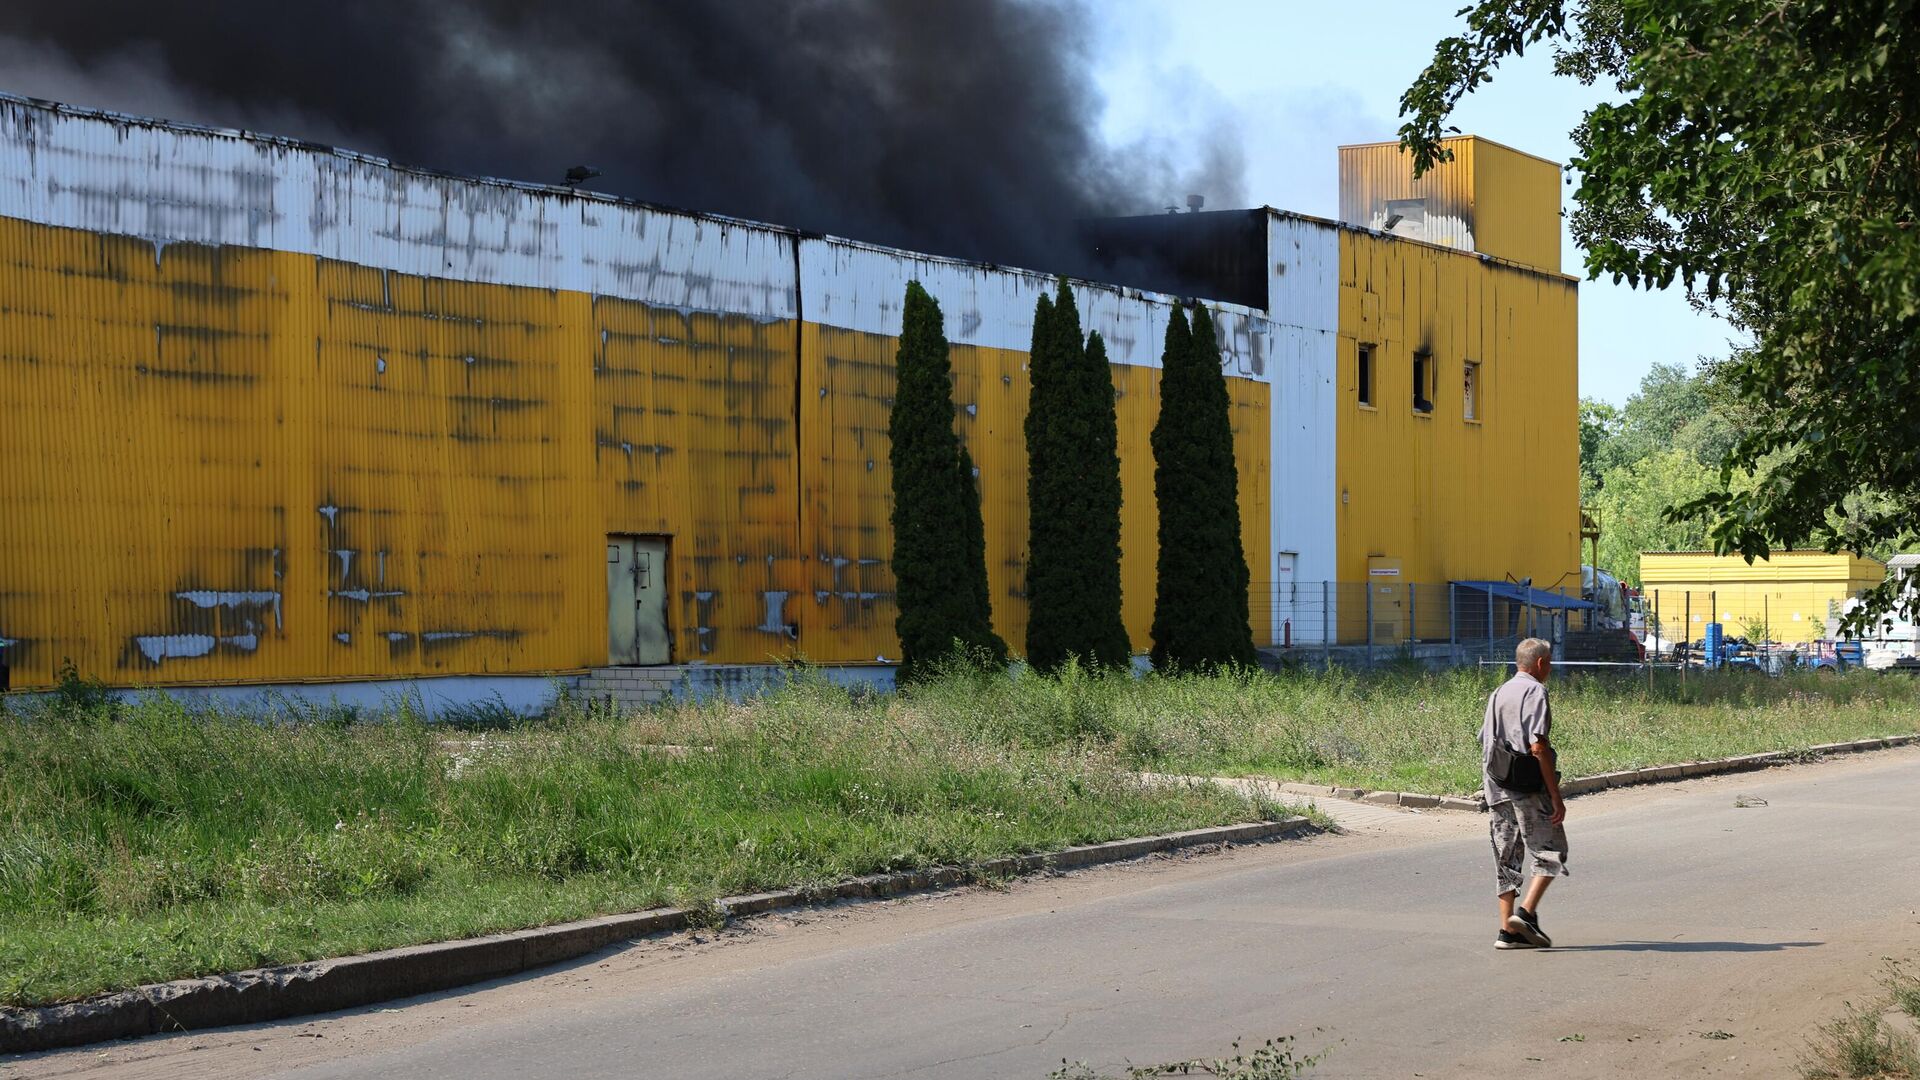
[1367,556,1404,643]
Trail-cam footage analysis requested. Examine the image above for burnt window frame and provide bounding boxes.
[1412,349,1435,415]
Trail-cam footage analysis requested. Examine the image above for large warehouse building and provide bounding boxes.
[0,95,1577,704]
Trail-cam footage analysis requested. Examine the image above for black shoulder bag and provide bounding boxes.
[1485,691,1545,793]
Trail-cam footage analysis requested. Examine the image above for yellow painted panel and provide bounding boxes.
[800,324,1271,661]
[592,296,804,664]
[1334,229,1580,633]
[1638,551,1886,643]
[1471,139,1563,274]
[306,260,602,679]
[1339,136,1562,273]
[0,213,821,687]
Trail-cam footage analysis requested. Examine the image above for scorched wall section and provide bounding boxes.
[0,95,1289,688]
[0,96,808,688]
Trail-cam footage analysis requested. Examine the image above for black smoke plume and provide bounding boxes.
[0,1,1244,274]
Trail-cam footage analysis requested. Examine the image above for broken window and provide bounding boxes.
[1413,350,1434,414]
[1357,344,1375,407]
[1464,361,1480,421]
[1382,198,1427,238]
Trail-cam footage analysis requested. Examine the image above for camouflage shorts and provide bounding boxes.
[1489,793,1570,896]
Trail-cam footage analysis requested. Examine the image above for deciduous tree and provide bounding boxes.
[1401,0,1920,627]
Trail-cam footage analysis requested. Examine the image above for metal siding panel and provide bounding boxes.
[1335,229,1580,596]
[1471,141,1563,273]
[799,239,1277,662]
[0,96,799,320]
[0,97,1293,685]
[590,295,802,666]
[1264,215,1340,640]
[1339,139,1475,253]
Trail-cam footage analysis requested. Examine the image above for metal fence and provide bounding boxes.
[1637,586,1859,648]
[1252,580,1594,656]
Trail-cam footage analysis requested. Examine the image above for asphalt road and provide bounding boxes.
[18,747,1920,1080]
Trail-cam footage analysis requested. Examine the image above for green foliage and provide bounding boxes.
[1025,278,1131,672]
[1401,0,1920,632]
[1150,305,1257,672]
[49,659,118,716]
[1799,1004,1920,1079]
[889,281,1007,683]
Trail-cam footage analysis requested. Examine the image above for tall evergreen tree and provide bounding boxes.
[1024,279,1130,672]
[889,281,1007,683]
[1150,304,1258,671]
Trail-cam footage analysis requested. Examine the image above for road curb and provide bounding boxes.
[0,818,1313,1054]
[1252,733,1919,813]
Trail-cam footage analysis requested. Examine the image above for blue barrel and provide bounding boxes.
[1704,622,1725,668]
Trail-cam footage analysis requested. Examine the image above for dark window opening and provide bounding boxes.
[1413,350,1434,414]
[1357,344,1374,406]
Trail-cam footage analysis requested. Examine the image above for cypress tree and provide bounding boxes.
[1024,279,1130,672]
[889,281,1007,684]
[957,444,998,658]
[1150,304,1258,672]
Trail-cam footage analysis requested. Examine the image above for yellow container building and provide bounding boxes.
[1639,551,1887,643]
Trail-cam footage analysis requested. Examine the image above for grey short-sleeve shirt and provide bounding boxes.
[1480,671,1553,806]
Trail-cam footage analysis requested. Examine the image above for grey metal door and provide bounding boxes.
[607,536,670,665]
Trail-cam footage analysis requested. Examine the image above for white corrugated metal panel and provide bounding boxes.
[797,235,1275,380]
[1262,213,1340,640]
[0,95,797,320]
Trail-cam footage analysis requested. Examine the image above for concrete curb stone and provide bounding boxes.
[0,817,1311,1054]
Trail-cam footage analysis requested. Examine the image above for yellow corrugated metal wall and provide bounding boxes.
[593,296,805,665]
[1334,229,1580,603]
[1639,552,1886,643]
[799,325,1269,661]
[1470,141,1563,273]
[0,213,818,688]
[1,210,1275,687]
[1339,138,1476,254]
[1338,136,1561,273]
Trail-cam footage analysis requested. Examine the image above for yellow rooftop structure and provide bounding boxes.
[1338,136,1563,274]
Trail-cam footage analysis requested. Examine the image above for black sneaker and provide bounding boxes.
[1495,930,1536,950]
[1506,907,1553,948]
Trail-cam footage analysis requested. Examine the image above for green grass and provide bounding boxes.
[898,661,1920,795]
[1798,963,1920,1079]
[0,673,1283,1008]
[4,661,1915,1009]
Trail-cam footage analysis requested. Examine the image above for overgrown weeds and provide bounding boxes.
[0,670,1273,1007]
[904,661,1920,795]
[1800,1005,1920,1079]
[1798,962,1920,1079]
[3,659,1912,1008]
[1051,1035,1326,1078]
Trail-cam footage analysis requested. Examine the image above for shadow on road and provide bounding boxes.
[1551,940,1822,953]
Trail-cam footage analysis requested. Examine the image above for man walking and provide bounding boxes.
[1481,637,1569,950]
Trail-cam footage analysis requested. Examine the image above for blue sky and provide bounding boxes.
[1088,0,1743,405]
